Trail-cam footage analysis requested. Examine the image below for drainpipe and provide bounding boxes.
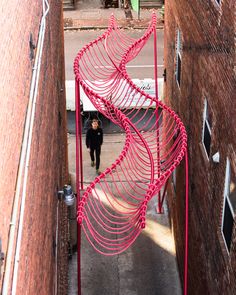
[54,200,59,295]
[1,1,49,294]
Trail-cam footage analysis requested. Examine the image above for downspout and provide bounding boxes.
[54,200,59,295]
[1,1,50,294]
[11,2,50,292]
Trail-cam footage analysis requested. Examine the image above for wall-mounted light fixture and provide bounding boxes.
[212,152,220,163]
[58,185,75,206]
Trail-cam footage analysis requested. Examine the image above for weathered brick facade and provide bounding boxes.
[164,0,236,294]
[0,1,69,294]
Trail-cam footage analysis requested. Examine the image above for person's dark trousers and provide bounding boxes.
[90,147,101,170]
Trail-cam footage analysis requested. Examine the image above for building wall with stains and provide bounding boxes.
[0,1,69,294]
[164,0,236,294]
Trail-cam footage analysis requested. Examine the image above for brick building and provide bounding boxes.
[164,0,236,294]
[0,1,69,294]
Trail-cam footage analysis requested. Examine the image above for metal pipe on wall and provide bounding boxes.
[1,1,50,294]
[11,1,50,293]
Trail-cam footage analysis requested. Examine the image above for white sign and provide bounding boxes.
[66,79,163,112]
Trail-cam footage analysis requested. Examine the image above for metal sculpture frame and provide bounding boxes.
[74,13,189,295]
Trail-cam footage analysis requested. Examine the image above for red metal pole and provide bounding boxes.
[78,87,84,190]
[153,25,158,100]
[75,78,81,295]
[184,151,189,295]
[153,19,162,213]
[158,179,169,211]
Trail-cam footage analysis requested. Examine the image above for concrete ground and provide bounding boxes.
[68,133,182,295]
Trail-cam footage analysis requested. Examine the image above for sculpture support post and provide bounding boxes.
[184,152,189,295]
[75,78,81,295]
[153,25,162,214]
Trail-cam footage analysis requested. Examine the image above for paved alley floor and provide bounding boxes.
[68,133,182,295]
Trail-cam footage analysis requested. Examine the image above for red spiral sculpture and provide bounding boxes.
[74,13,187,257]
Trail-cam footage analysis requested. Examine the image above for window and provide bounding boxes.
[202,99,212,159]
[221,158,236,253]
[172,168,177,192]
[175,29,182,87]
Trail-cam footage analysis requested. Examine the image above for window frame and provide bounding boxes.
[221,158,235,254]
[211,0,223,26]
[201,99,212,159]
[175,29,182,88]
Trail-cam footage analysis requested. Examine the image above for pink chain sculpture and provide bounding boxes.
[74,13,187,257]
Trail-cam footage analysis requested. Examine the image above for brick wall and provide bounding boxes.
[164,0,236,294]
[0,1,69,294]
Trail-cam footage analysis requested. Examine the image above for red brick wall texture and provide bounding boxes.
[0,1,68,294]
[164,0,236,294]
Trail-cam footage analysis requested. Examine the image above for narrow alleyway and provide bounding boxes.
[65,1,181,294]
[68,134,182,295]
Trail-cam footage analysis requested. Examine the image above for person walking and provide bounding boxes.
[86,119,103,175]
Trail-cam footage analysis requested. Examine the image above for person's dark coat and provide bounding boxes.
[86,127,103,149]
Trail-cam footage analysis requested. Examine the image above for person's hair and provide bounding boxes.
[92,119,98,123]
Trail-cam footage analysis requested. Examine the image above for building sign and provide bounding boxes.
[66,79,163,112]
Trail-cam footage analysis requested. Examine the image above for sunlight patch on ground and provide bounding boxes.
[144,218,176,256]
[89,186,176,256]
